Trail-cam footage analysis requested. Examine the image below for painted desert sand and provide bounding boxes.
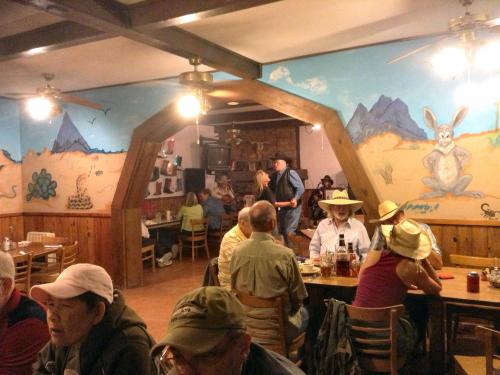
[357,131,500,221]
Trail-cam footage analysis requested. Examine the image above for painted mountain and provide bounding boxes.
[52,112,90,153]
[346,95,427,145]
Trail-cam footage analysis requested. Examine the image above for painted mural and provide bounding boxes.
[262,36,500,221]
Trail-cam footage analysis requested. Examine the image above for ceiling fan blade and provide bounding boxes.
[486,17,500,27]
[3,92,35,98]
[60,94,102,110]
[387,42,436,64]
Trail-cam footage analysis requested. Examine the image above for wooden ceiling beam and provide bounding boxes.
[129,0,282,30]
[199,109,289,126]
[0,21,107,61]
[11,0,261,79]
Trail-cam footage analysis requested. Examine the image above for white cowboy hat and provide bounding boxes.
[318,189,363,213]
[370,200,405,223]
[381,219,431,260]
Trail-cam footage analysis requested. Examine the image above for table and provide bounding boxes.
[145,219,181,243]
[303,266,500,373]
[300,228,315,240]
[7,242,61,258]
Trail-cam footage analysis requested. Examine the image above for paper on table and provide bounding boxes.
[43,244,63,248]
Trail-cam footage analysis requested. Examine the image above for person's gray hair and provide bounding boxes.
[238,207,251,224]
[0,251,15,282]
[249,201,276,232]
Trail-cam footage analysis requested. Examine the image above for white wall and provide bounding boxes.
[165,124,216,168]
[299,126,347,189]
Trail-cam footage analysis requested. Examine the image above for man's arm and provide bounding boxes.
[308,228,321,259]
[287,256,308,314]
[288,170,305,201]
[421,224,443,269]
[397,259,442,296]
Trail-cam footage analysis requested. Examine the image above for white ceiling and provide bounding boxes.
[1,0,499,96]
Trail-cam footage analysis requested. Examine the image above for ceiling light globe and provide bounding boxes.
[431,47,467,78]
[475,41,500,72]
[26,96,53,120]
[177,94,201,118]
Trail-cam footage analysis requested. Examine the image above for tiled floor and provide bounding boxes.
[123,258,207,342]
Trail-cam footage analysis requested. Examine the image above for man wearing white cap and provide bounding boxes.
[309,189,370,260]
[31,263,155,374]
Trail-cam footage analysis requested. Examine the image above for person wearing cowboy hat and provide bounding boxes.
[353,218,442,359]
[212,175,237,213]
[269,152,305,248]
[309,189,370,260]
[366,200,443,270]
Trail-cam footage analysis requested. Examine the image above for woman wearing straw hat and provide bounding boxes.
[353,218,442,358]
[309,189,370,260]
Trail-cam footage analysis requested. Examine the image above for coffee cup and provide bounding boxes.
[301,264,316,273]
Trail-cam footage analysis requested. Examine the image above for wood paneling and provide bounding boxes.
[0,213,24,241]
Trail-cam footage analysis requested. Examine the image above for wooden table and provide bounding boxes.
[303,266,500,373]
[6,242,61,258]
[300,228,315,240]
[145,219,181,243]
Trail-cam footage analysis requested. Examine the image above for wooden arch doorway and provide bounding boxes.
[110,79,379,288]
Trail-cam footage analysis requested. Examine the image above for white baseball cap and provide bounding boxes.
[31,263,114,304]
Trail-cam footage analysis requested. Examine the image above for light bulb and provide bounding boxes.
[431,47,467,78]
[177,94,201,118]
[475,41,500,72]
[26,96,54,120]
[312,123,322,131]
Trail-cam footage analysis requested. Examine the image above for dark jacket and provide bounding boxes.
[270,168,299,204]
[33,290,155,375]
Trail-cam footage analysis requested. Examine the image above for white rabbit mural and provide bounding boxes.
[421,107,484,199]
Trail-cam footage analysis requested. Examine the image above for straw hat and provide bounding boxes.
[318,189,363,213]
[370,200,404,223]
[381,219,431,260]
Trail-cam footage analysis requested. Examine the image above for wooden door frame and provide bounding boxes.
[111,79,379,288]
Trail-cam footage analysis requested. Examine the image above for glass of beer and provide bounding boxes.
[320,253,333,278]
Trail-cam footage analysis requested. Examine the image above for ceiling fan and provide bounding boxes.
[388,0,500,65]
[7,73,103,112]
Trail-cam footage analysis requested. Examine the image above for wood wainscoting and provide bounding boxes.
[0,213,24,241]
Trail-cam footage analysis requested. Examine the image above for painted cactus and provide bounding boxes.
[26,168,57,201]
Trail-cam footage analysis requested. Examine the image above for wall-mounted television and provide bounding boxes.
[202,144,231,171]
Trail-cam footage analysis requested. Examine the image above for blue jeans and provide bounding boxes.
[278,205,301,248]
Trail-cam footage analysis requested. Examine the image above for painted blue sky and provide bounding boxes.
[18,78,185,155]
[263,36,500,139]
[0,99,21,161]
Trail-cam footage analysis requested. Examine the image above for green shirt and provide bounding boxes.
[178,204,204,231]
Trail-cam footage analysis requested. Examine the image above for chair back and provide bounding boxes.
[42,236,70,246]
[179,219,210,261]
[26,231,55,242]
[287,233,310,257]
[449,254,493,269]
[346,304,406,375]
[234,290,288,356]
[189,219,208,240]
[60,241,79,271]
[13,253,33,293]
[477,326,500,375]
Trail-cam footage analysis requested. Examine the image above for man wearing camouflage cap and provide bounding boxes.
[151,286,305,375]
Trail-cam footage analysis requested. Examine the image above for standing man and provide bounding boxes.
[0,252,49,374]
[231,201,308,342]
[309,189,370,260]
[31,263,155,374]
[269,153,305,247]
[218,207,252,289]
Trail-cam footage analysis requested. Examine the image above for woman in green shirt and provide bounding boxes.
[178,192,204,233]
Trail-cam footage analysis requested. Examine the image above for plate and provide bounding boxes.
[300,266,320,276]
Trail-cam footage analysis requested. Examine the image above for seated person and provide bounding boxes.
[217,207,252,289]
[150,286,305,375]
[141,219,177,267]
[212,175,237,213]
[353,218,442,358]
[177,192,204,234]
[31,263,155,374]
[198,188,226,231]
[309,189,370,260]
[231,201,308,342]
[0,252,50,374]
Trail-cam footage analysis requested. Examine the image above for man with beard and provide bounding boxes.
[309,189,370,260]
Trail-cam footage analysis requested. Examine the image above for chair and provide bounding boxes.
[454,326,500,375]
[447,254,498,355]
[207,214,234,252]
[26,231,55,242]
[141,243,156,272]
[31,241,79,284]
[13,253,33,293]
[287,232,310,257]
[234,290,306,363]
[346,304,406,375]
[180,219,210,262]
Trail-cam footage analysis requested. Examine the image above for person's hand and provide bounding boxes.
[290,198,297,208]
[408,284,419,290]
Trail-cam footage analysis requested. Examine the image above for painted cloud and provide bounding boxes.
[269,66,327,94]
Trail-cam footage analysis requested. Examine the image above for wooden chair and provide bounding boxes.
[13,253,33,293]
[207,214,234,252]
[287,232,310,258]
[447,254,498,355]
[454,326,500,375]
[234,290,306,364]
[26,231,55,242]
[141,243,155,272]
[180,219,210,262]
[346,304,406,375]
[31,241,79,284]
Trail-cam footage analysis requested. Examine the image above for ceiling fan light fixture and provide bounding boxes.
[475,41,500,71]
[177,93,201,118]
[431,47,468,78]
[26,96,56,120]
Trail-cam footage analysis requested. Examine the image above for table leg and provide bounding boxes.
[427,297,445,374]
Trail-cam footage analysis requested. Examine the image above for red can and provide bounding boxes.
[467,271,480,293]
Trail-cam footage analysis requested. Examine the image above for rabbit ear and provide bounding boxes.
[423,107,437,130]
[451,106,468,129]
